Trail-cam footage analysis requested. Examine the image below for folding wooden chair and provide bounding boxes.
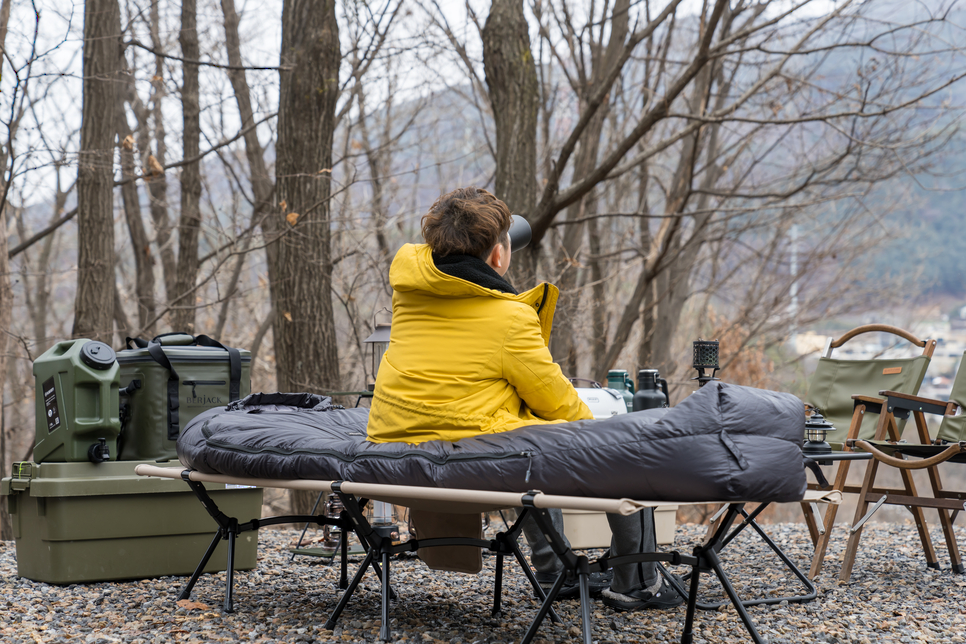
[801,324,936,579]
[839,352,966,581]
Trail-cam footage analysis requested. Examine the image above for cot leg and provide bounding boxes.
[509,541,561,623]
[379,549,392,642]
[680,555,702,644]
[707,548,764,644]
[324,550,375,630]
[224,522,237,613]
[578,565,592,644]
[339,527,349,589]
[492,552,504,617]
[519,570,567,644]
[179,529,223,600]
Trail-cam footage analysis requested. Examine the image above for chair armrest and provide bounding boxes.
[878,390,959,416]
[848,439,966,469]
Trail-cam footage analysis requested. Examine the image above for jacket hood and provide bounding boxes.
[390,243,503,299]
[390,243,559,344]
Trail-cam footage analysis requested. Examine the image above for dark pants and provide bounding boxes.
[517,507,658,593]
[606,508,658,593]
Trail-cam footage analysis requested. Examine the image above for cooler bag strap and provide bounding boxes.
[125,336,149,349]
[194,334,243,402]
[146,340,181,441]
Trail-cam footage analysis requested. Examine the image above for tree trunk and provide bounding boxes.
[275,0,341,515]
[0,0,12,541]
[482,0,539,286]
[17,190,67,355]
[171,0,202,334]
[146,2,176,307]
[547,0,630,374]
[220,0,280,328]
[73,0,120,343]
[117,96,157,336]
[548,109,607,375]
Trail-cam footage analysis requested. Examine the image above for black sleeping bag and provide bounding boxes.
[178,382,807,503]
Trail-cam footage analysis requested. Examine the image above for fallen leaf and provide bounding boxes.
[122,134,135,150]
[283,311,293,322]
[176,600,208,611]
[279,199,287,211]
[286,212,299,226]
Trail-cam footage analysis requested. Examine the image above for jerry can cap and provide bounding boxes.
[80,341,117,370]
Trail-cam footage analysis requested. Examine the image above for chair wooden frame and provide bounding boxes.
[836,388,966,581]
[801,324,936,579]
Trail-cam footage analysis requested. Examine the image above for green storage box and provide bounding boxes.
[1,460,262,584]
[117,335,251,461]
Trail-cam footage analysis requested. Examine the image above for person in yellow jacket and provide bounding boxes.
[367,187,681,611]
[365,232,590,443]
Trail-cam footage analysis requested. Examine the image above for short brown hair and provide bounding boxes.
[421,187,512,258]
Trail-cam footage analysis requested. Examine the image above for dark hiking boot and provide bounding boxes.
[601,579,684,611]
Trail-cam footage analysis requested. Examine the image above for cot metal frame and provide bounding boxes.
[154,467,830,644]
[174,475,560,641]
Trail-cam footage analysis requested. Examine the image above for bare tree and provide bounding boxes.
[0,0,14,542]
[482,0,540,253]
[274,0,341,514]
[73,0,121,343]
[171,0,202,333]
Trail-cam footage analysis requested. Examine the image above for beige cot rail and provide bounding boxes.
[135,463,840,513]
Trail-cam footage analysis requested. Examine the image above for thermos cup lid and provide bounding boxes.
[80,341,117,370]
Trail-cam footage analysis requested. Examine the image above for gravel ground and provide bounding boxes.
[3,521,966,644]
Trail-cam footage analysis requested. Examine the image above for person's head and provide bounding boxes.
[421,187,512,275]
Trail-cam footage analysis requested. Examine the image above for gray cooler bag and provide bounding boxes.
[117,333,250,461]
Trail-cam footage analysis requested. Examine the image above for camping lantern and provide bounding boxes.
[692,339,720,387]
[804,410,834,463]
[363,323,391,391]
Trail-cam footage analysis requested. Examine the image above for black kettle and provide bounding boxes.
[633,369,669,411]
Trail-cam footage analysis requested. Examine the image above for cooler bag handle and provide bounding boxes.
[194,334,242,402]
[146,340,182,441]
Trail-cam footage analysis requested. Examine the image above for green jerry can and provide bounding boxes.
[32,339,121,463]
[116,333,251,461]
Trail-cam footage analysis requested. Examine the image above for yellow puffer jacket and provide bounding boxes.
[367,244,592,444]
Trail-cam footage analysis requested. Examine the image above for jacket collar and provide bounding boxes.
[432,253,517,294]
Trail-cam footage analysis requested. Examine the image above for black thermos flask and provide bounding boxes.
[633,369,669,411]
